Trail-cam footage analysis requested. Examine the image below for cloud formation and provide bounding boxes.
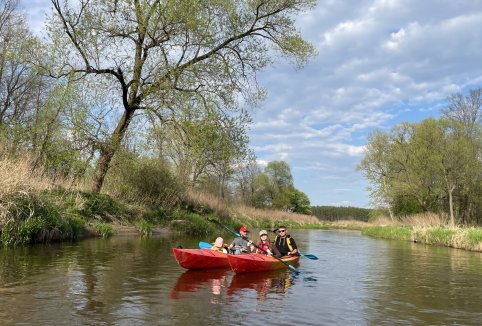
[254,0,482,207]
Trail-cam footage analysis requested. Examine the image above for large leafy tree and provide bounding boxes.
[252,160,310,213]
[359,117,482,224]
[46,0,316,192]
[153,107,250,187]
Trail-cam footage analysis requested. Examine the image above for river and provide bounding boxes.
[0,229,481,325]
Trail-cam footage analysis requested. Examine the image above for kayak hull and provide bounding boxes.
[227,253,300,273]
[172,248,230,270]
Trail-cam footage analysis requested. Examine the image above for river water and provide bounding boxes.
[0,229,481,325]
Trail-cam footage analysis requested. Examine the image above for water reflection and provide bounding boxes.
[363,240,482,325]
[170,268,230,300]
[169,267,299,304]
[227,270,296,301]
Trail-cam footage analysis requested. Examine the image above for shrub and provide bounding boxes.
[105,153,184,209]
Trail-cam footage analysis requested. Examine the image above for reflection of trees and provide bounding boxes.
[365,241,482,325]
[227,270,295,302]
[0,236,205,324]
[0,244,67,285]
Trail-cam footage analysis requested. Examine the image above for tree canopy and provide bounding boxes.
[46,0,316,192]
[358,89,482,225]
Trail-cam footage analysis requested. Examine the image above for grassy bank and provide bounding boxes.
[0,156,328,246]
[359,214,482,252]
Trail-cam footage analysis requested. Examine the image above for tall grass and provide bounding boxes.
[401,212,448,228]
[0,155,51,226]
[184,189,326,230]
[0,154,127,245]
[362,212,482,252]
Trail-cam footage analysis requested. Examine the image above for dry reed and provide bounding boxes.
[184,189,323,226]
[0,155,48,224]
[401,212,448,228]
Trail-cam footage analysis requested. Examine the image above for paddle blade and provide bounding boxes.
[287,264,300,273]
[300,253,318,260]
[198,241,212,249]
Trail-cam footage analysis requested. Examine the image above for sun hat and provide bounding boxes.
[259,230,268,236]
[239,226,249,232]
[214,237,224,247]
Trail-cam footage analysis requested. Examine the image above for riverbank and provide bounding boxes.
[0,185,329,246]
[2,171,481,253]
[361,225,482,252]
[319,214,482,252]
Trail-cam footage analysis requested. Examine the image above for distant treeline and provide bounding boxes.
[311,206,371,222]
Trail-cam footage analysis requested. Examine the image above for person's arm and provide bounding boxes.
[228,238,237,251]
[246,238,256,252]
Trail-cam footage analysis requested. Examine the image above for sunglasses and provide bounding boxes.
[278,229,286,233]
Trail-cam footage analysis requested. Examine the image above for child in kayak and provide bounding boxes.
[211,237,228,253]
[257,230,281,257]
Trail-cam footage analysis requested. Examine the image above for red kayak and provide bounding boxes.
[172,248,230,270]
[227,253,300,273]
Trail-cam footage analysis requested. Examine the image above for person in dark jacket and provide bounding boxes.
[274,226,299,256]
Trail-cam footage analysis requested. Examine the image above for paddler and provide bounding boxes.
[227,226,255,254]
[274,226,299,257]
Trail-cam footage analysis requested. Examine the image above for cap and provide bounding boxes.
[259,230,268,236]
[239,226,249,232]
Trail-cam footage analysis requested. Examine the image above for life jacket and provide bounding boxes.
[211,244,228,253]
[275,235,294,252]
[257,239,270,254]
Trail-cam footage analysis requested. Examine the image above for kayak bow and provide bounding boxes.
[172,248,230,270]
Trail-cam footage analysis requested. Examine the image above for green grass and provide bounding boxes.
[134,219,153,236]
[90,221,113,238]
[361,224,482,252]
[421,227,456,246]
[467,228,482,246]
[361,226,413,241]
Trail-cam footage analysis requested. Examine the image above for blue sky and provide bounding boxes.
[22,1,482,208]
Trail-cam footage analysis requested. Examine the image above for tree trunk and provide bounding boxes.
[448,185,455,227]
[92,108,135,192]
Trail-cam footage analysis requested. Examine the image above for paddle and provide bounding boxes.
[199,241,212,249]
[208,219,300,273]
[271,228,319,260]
